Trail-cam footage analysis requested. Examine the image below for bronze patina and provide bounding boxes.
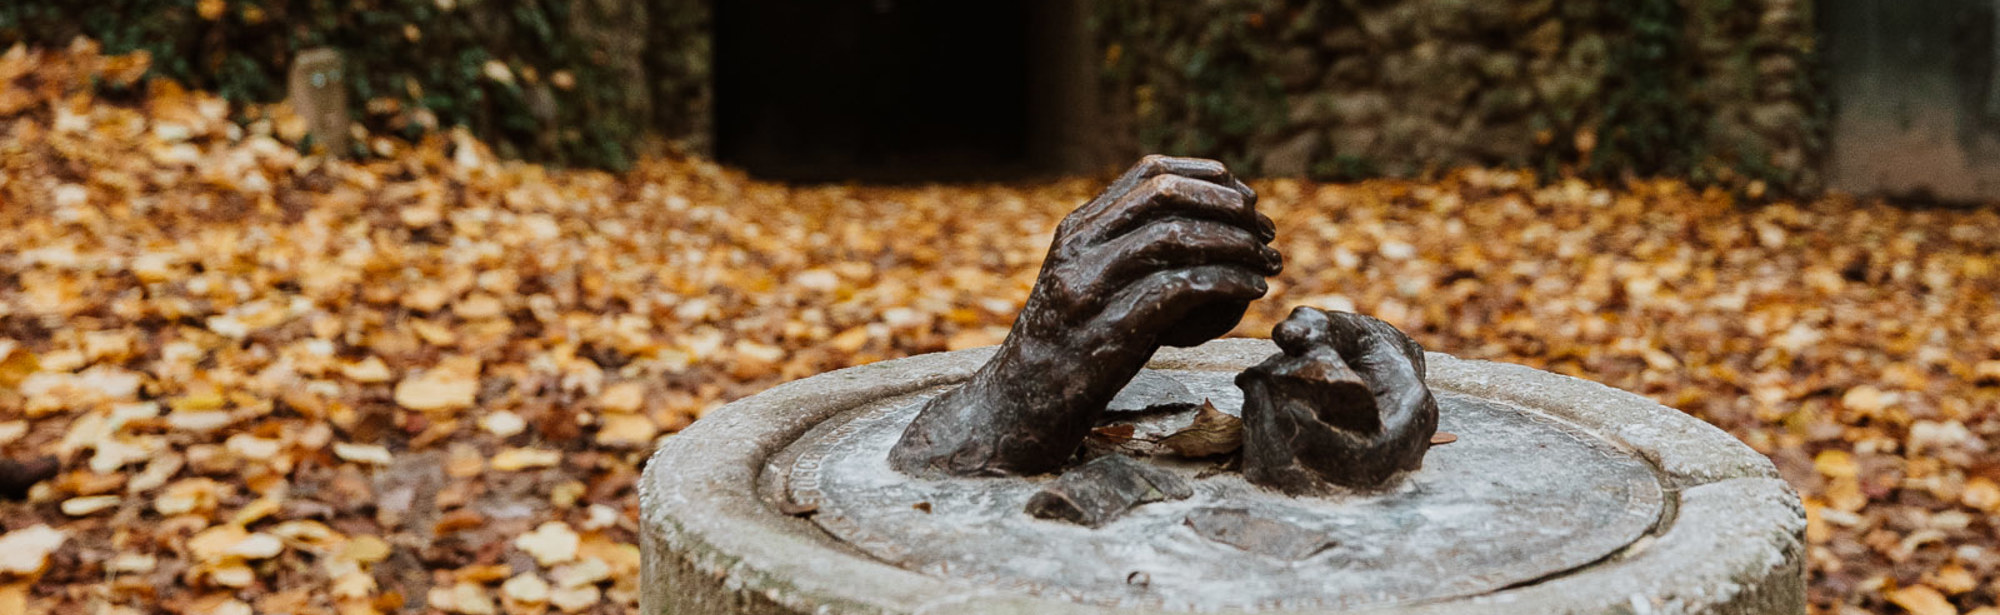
[888,155,1282,477]
[888,155,1437,494]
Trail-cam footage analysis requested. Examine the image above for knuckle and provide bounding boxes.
[1140,174,1183,199]
[1158,218,1204,237]
[1136,218,1202,246]
[1044,274,1085,306]
[1199,182,1243,208]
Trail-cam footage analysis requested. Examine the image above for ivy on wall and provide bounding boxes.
[1090,0,1822,195]
[0,0,710,170]
[1093,0,1289,174]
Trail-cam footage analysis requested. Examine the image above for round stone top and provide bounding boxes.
[779,370,1661,610]
[642,340,1805,615]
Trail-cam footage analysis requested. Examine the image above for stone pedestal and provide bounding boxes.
[640,339,1805,614]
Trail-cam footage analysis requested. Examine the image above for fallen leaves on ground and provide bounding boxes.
[2,41,1999,615]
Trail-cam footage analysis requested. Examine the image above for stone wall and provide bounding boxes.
[1091,0,1820,194]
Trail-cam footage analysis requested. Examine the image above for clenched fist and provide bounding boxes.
[1236,307,1439,493]
[890,156,1282,477]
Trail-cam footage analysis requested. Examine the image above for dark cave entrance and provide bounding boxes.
[714,0,1100,182]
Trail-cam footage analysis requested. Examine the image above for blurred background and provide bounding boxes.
[7,0,2000,198]
[0,2,1997,615]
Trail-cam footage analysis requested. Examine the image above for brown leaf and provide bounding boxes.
[1086,424,1137,445]
[1156,400,1242,458]
[1885,585,1957,615]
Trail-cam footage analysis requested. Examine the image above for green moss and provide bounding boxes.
[1094,0,1290,172]
[1581,0,1698,178]
[1093,0,1820,195]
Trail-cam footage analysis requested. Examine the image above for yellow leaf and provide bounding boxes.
[597,382,645,414]
[343,535,393,564]
[594,413,657,447]
[1886,585,1957,615]
[491,448,560,472]
[1813,449,1857,479]
[1962,478,2000,512]
[334,357,389,384]
[0,526,66,575]
[513,521,579,567]
[394,364,479,412]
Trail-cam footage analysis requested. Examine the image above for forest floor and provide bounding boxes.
[3,42,1998,615]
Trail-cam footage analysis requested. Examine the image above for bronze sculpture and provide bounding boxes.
[888,155,1437,494]
[889,155,1282,477]
[1237,307,1438,493]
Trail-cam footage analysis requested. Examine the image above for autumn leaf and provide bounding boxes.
[394,357,481,412]
[1156,400,1243,458]
[1087,423,1137,445]
[1885,585,1957,615]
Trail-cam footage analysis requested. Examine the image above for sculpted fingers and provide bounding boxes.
[1273,306,1334,355]
[1105,155,1228,199]
[1081,174,1275,245]
[1317,310,1422,367]
[1311,309,1432,427]
[1084,155,1258,224]
[1096,266,1269,347]
[1076,219,1282,297]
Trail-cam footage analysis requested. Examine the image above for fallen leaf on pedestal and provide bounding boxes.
[1157,400,1243,458]
[1087,424,1137,445]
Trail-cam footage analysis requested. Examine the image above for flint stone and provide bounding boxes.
[641,339,1803,614]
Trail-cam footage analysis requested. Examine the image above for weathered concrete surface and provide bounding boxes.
[774,375,1663,610]
[641,339,1804,614]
